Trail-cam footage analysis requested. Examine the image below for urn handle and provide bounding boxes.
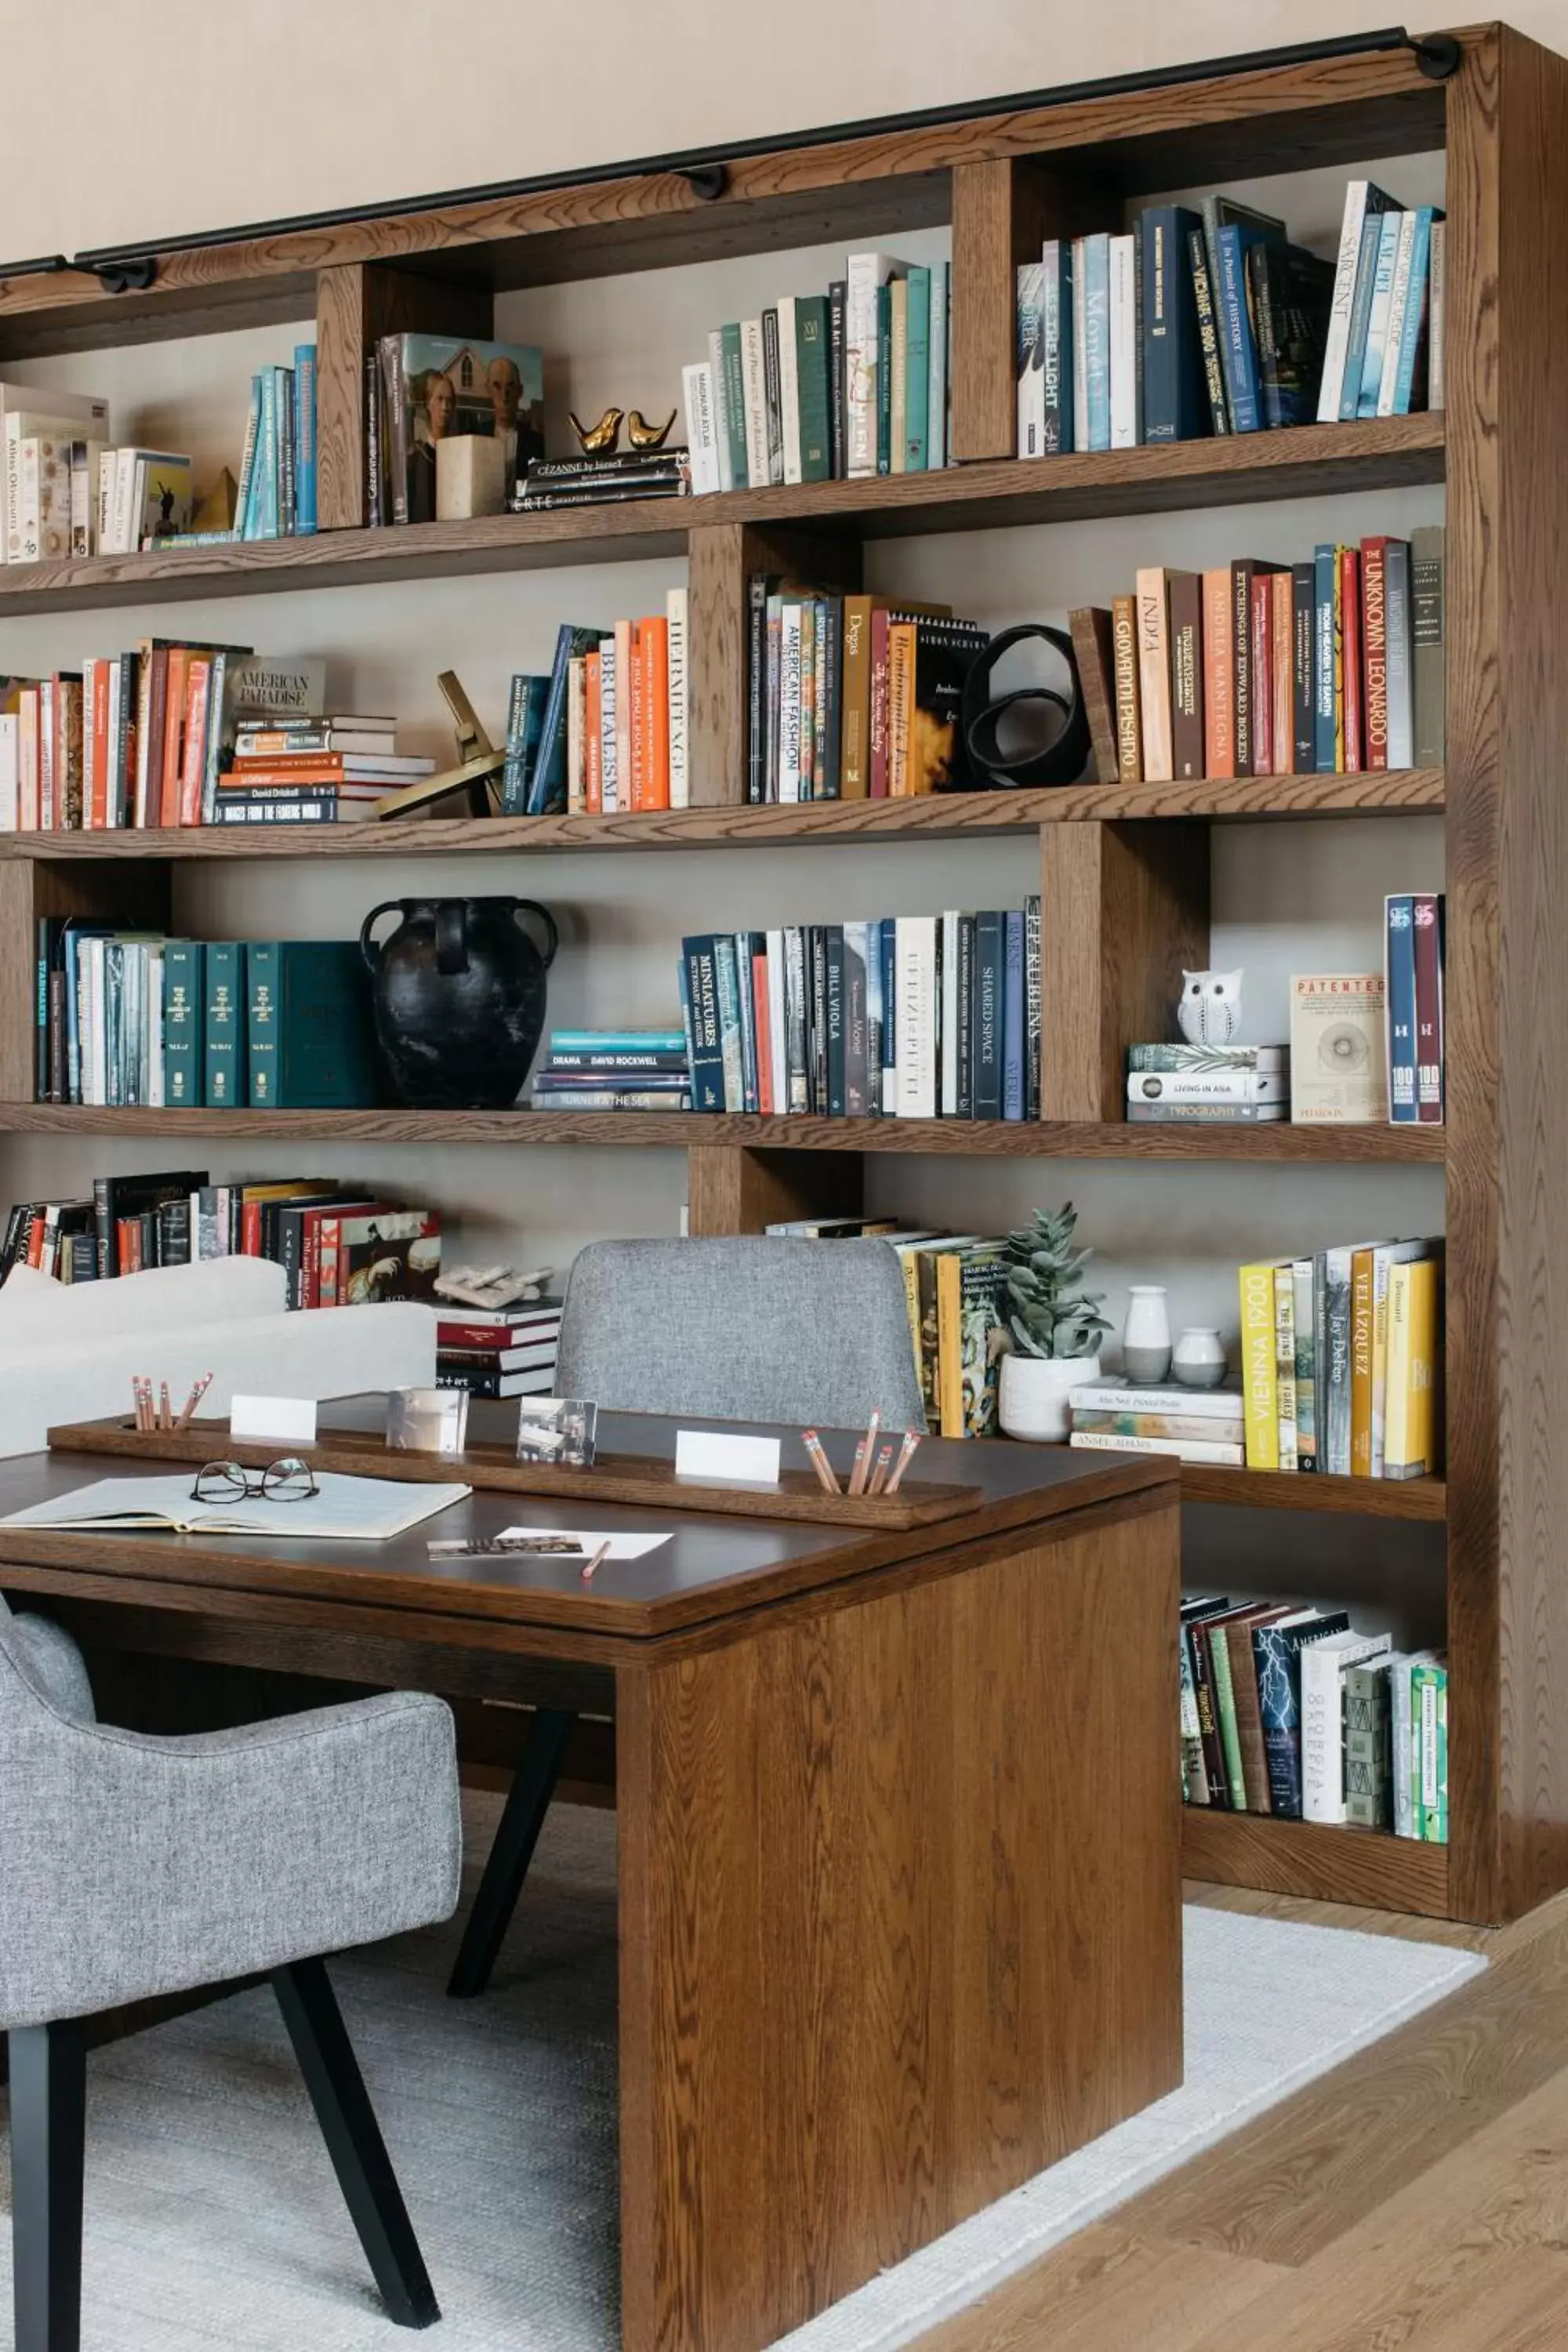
[359,899,408,975]
[513,899,559,970]
[435,901,469,978]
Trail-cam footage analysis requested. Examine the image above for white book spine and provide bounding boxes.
[895,915,937,1117]
[1016,262,1044,457]
[778,602,804,802]
[148,950,165,1107]
[1068,1381,1242,1419]
[1071,238,1091,452]
[1377,211,1420,416]
[1319,182,1371,421]
[940,910,961,1114]
[844,252,892,478]
[1109,234,1138,448]
[739,318,769,489]
[1069,1432,1246,1464]
[1126,1069,1284,1102]
[776,296,803,485]
[15,437,41,564]
[1392,1657,1415,1835]
[97,450,114,554]
[665,586,688,808]
[681,363,720,495]
[1303,1635,1393,1822]
[1357,212,1402,417]
[706,330,735,492]
[766,928,787,1115]
[927,260,949,470]
[1427,220,1446,411]
[598,641,618,815]
[0,713,17,829]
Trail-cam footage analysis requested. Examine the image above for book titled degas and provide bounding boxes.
[1289,972,1385,1122]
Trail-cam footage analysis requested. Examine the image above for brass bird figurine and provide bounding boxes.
[626,407,677,452]
[568,405,624,455]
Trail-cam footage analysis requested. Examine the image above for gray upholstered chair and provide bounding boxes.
[0,1595,462,2347]
[448,1236,924,2000]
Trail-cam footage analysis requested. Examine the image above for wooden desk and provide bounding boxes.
[0,1413,1182,2352]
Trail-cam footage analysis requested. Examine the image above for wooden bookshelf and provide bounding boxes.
[0,25,1559,1927]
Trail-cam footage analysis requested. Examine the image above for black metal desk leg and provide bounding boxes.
[446,1706,576,2000]
[9,2019,86,2352]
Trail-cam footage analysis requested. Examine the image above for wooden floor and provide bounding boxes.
[910,1876,1568,2352]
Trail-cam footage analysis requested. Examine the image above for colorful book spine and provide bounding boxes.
[1385,894,1418,1120]
[292,343,318,534]
[1239,1261,1280,1469]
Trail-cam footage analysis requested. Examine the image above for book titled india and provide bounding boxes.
[245,941,379,1110]
[202,941,243,1109]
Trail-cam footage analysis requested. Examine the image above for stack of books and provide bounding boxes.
[681,910,1041,1121]
[746,575,987,801]
[684,255,953,492]
[1239,1240,1443,1478]
[368,333,545,525]
[436,1296,563,1399]
[502,597,689,815]
[1070,527,1446,787]
[34,931,378,1113]
[2,379,110,563]
[1069,1378,1245,1463]
[1125,1043,1287,1127]
[530,1029,691,1112]
[1,1171,437,1301]
[1181,1595,1447,1839]
[215,712,433,827]
[511,447,690,512]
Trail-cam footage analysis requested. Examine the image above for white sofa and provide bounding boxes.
[0,1258,437,1459]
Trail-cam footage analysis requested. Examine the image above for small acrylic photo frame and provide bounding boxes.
[386,1386,470,1457]
[515,1396,597,1468]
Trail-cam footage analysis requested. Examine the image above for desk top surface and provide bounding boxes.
[0,1401,1173,1646]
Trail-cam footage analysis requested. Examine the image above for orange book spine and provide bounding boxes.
[1201,568,1233,778]
[1270,571,1294,775]
[89,659,111,829]
[641,615,670,810]
[887,619,916,794]
[753,946,773,1114]
[1349,1247,1376,1475]
[584,651,603,815]
[159,648,190,826]
[177,656,211,826]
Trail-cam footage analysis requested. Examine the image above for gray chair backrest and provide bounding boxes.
[554,1238,925,1431]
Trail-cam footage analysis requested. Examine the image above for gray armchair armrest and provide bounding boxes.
[1,1645,462,2031]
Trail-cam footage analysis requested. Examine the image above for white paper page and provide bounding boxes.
[2,1474,471,1544]
[496,1526,672,1559]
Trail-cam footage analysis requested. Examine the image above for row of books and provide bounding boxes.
[1,1169,438,1301]
[1181,1595,1448,1837]
[532,1029,691,1112]
[218,713,433,828]
[32,931,376,1112]
[1013,183,1442,459]
[746,577,986,803]
[1240,1238,1443,1478]
[437,1296,562,1399]
[678,909,1041,1120]
[1071,528,1445,789]
[504,596,690,815]
[0,647,336,832]
[368,332,546,528]
[684,256,952,494]
[2,379,109,563]
[159,352,319,548]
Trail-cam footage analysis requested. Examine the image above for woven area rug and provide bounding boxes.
[0,1800,1483,2352]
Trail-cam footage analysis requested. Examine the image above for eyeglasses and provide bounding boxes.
[191,1457,320,1504]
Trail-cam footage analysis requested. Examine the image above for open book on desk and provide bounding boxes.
[0,1473,471,1544]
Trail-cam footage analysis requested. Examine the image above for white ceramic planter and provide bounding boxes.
[998,1350,1102,1443]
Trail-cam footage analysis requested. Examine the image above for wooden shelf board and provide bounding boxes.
[1181,1808,1451,1918]
[0,768,1446,862]
[0,418,1445,615]
[1178,1463,1446,1519]
[0,1105,1448,1160]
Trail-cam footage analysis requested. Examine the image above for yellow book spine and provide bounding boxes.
[936,1249,964,1440]
[1239,1261,1280,1471]
[1404,1258,1439,1475]
[1349,1247,1375,1475]
[1384,1261,1413,1472]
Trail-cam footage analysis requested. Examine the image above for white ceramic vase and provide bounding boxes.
[998,1349,1102,1443]
[1172,1327,1228,1388]
[1122,1286,1173,1384]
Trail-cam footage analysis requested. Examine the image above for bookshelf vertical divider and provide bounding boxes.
[687,522,862,806]
[949,158,1108,460]
[314,263,495,532]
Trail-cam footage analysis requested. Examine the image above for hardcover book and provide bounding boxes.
[245,942,379,1110]
[379,334,544,524]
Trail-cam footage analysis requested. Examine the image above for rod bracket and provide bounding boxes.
[683,165,728,203]
[96,256,158,294]
[1410,31,1461,79]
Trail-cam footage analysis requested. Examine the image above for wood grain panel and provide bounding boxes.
[0,419,1444,618]
[0,858,171,1101]
[615,1503,1181,2352]
[950,160,1109,461]
[314,262,494,530]
[1181,1809,1450,1917]
[1177,1465,1446,1519]
[685,1142,866,1235]
[1038,818,1210,1121]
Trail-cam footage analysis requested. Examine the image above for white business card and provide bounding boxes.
[230,1394,318,1444]
[674,1428,781,1486]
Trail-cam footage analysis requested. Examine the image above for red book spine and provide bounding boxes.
[1249,575,1272,778]
[1270,572,1294,775]
[869,608,891,797]
[1338,546,1363,773]
[241,1201,263,1256]
[1413,893,1444,1123]
[752,948,773,1114]
[1360,537,1388,771]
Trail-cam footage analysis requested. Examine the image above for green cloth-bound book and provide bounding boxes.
[904,265,931,470]
[203,941,243,1109]
[162,941,205,1109]
[794,296,832,482]
[246,941,379,1109]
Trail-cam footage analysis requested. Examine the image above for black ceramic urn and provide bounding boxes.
[359,897,558,1109]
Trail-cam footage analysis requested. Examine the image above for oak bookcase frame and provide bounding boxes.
[0,22,1555,1927]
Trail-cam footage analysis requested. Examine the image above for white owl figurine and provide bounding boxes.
[1177,968,1243,1048]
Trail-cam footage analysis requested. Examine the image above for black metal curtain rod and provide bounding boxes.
[36,25,1457,287]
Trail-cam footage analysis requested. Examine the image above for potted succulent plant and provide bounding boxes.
[996,1200,1111,1442]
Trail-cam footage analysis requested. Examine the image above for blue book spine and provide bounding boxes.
[904,266,930,470]
[713,935,744,1110]
[1392,209,1438,415]
[1255,1623,1306,1817]
[879,920,898,1113]
[1385,895,1418,1120]
[1338,208,1391,421]
[551,1029,688,1052]
[248,371,278,541]
[680,937,725,1111]
[292,343,318,534]
[528,629,579,815]
[927,263,949,469]
[1313,543,1338,773]
[1083,235,1111,451]
[1041,241,1074,453]
[202,941,243,1109]
[972,911,1004,1120]
[1215,226,1264,434]
[162,942,205,1109]
[274,365,295,536]
[1002,911,1025,1120]
[1138,206,1203,443]
[1356,209,1403,418]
